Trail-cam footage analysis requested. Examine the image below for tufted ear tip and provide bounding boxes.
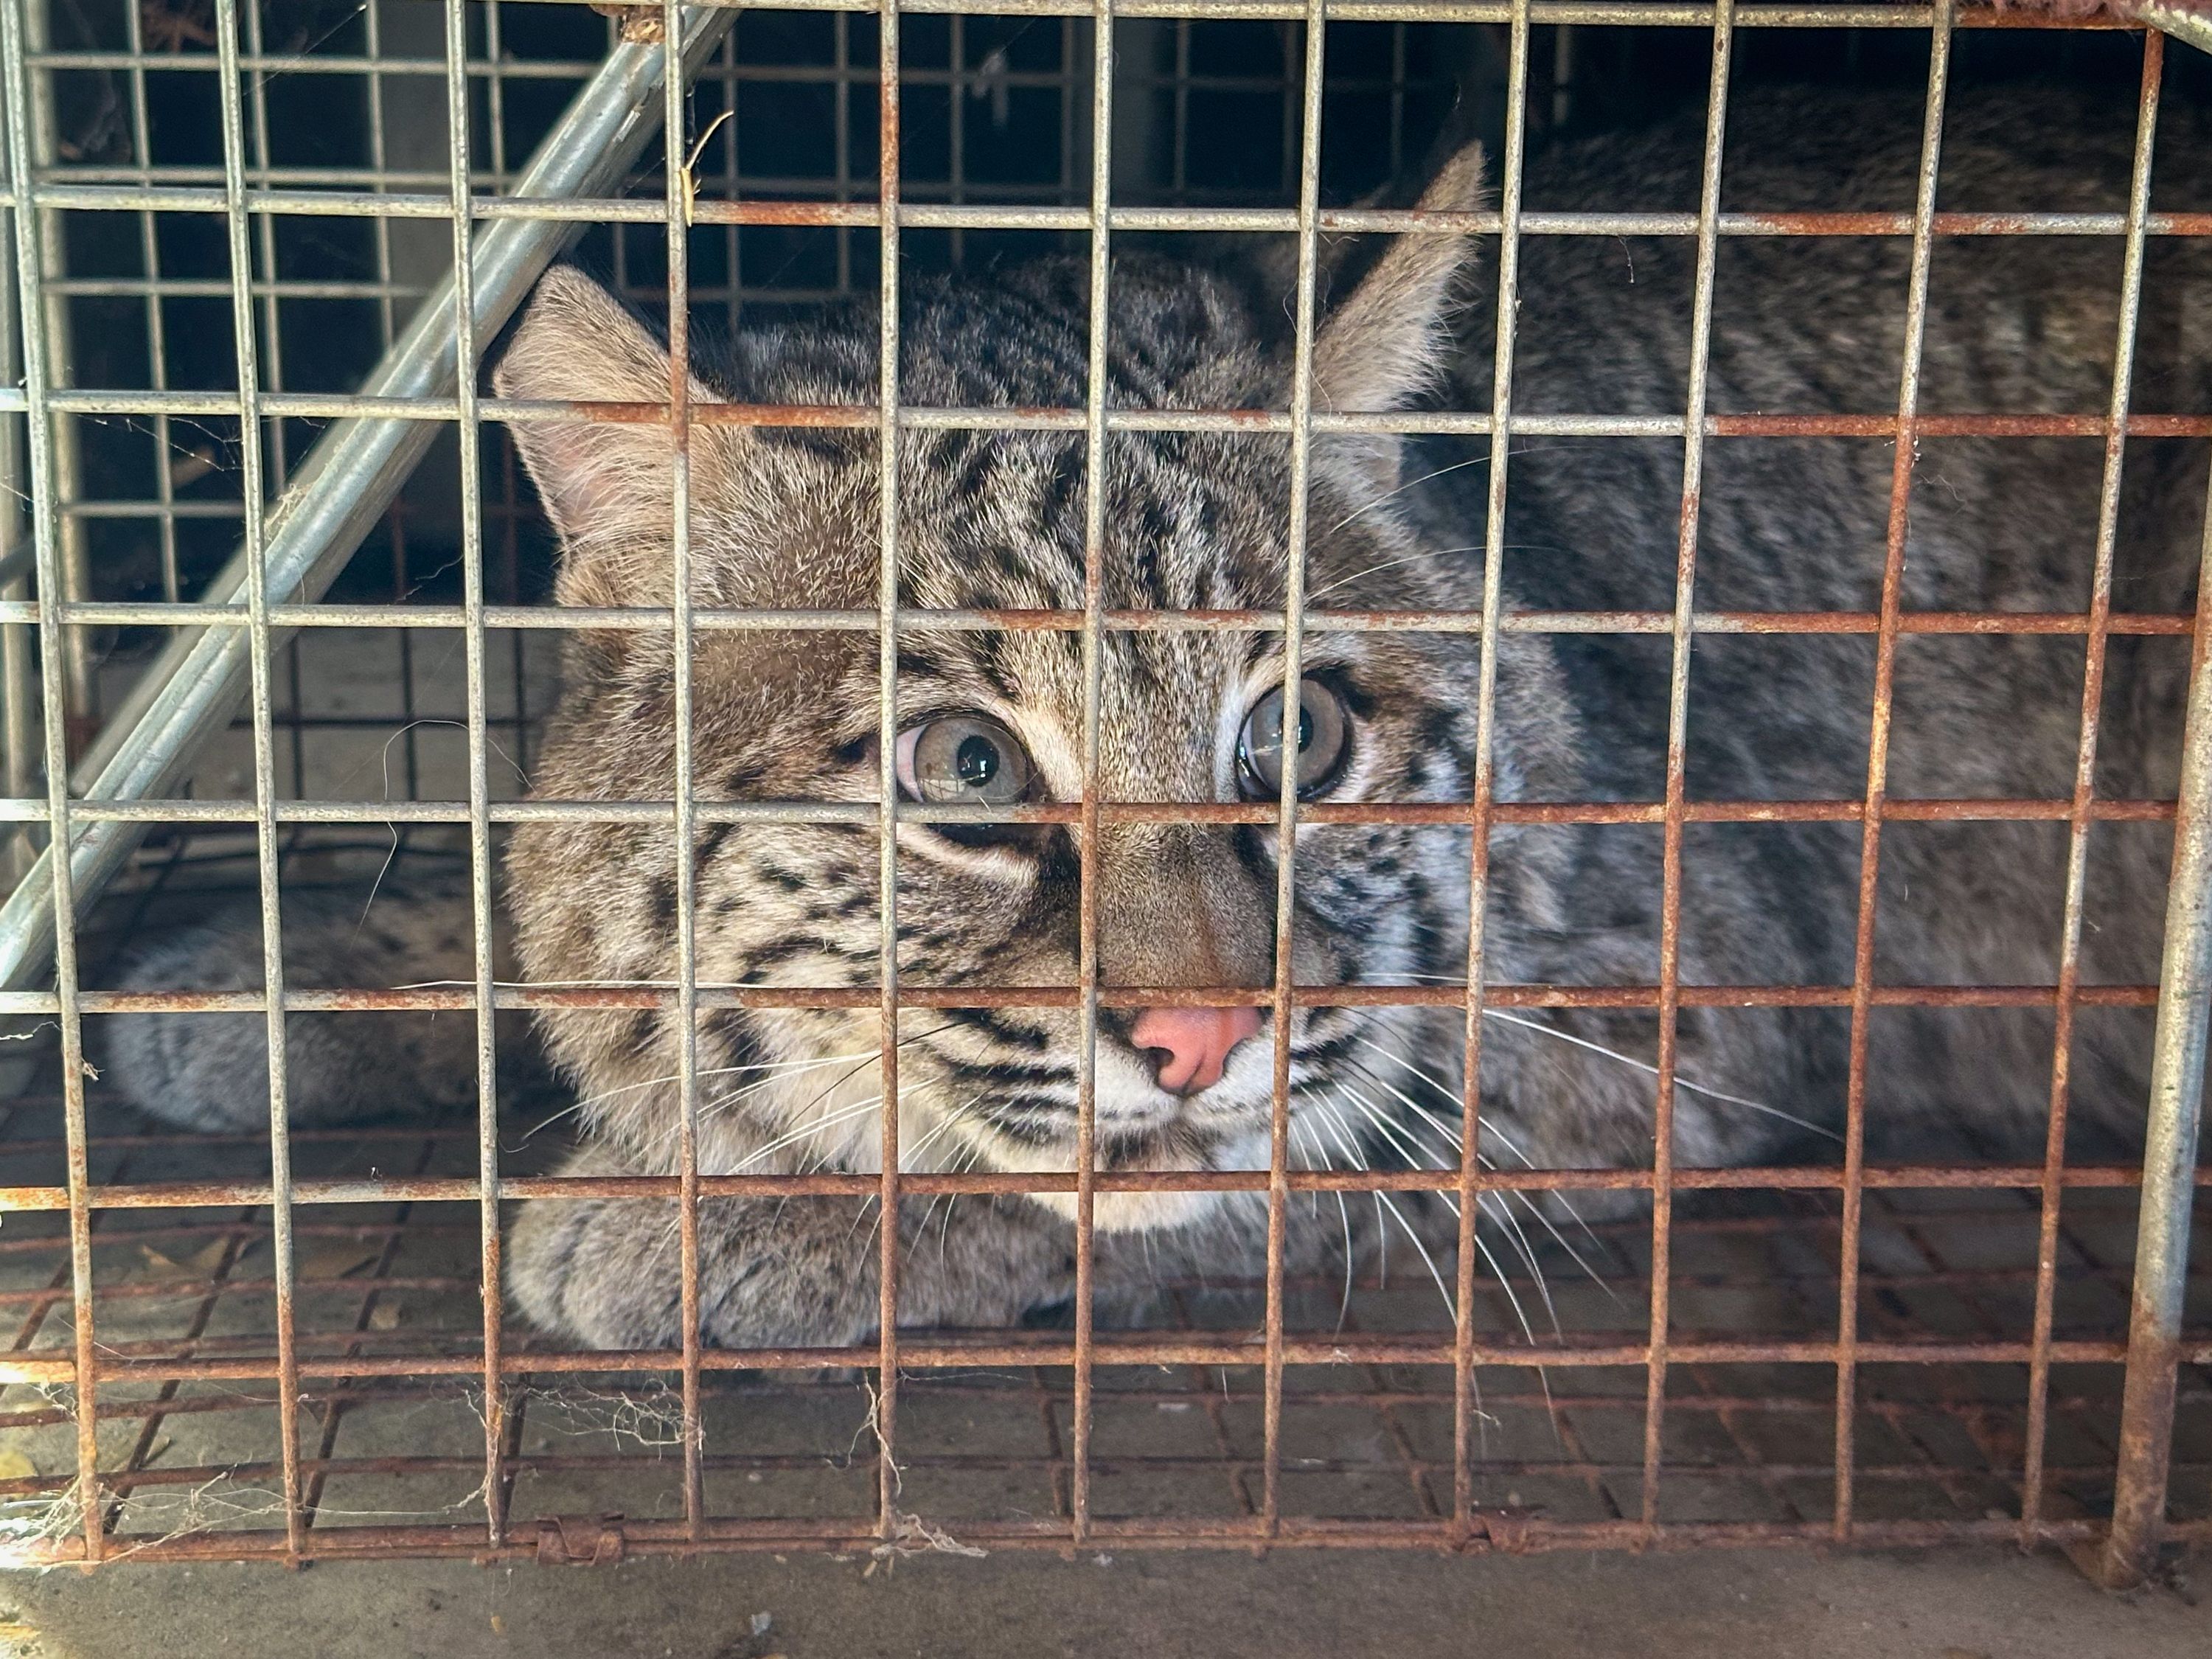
[493,266,738,600]
[1422,139,1486,216]
[1310,142,1488,418]
[493,265,667,407]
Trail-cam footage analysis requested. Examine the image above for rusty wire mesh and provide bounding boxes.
[1,0,2210,1571]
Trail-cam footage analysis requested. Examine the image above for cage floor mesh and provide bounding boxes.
[3,1082,2207,1560]
[6,0,2212,1572]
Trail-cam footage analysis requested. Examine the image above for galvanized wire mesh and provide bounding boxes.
[0,0,2208,1573]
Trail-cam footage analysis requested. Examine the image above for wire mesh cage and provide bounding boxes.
[1,0,2211,1575]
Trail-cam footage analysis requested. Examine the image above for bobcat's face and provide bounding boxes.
[498,148,1546,1228]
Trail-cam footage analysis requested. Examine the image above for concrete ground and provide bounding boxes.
[2,1543,2208,1659]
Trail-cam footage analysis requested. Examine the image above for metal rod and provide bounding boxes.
[210,0,306,1557]
[1451,0,1531,1545]
[12,1511,2208,1571]
[22,0,91,737]
[1640,0,1736,1539]
[2098,304,2212,1597]
[873,0,908,1543]
[0,6,741,993]
[1832,0,1952,1542]
[1069,0,1116,1545]
[1258,0,1329,1543]
[659,0,710,1545]
[0,981,2168,1023]
[0,158,34,890]
[2020,27,2163,1548]
[83,0,2147,26]
[0,1153,2203,1215]
[0,0,103,1565]
[440,0,509,1551]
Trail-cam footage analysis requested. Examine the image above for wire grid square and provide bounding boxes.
[2,1097,2204,1548]
[0,0,2209,1570]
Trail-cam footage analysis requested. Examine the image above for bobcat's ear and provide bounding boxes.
[1310,142,1485,416]
[492,266,736,605]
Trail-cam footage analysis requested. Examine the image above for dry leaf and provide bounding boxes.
[294,1239,380,1281]
[135,1245,193,1281]
[136,1236,232,1283]
[488,1615,505,1635]
[0,1445,38,1481]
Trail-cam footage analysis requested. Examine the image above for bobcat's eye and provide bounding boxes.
[1237,678,1351,800]
[894,715,1034,807]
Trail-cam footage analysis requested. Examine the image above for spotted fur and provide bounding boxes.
[114,85,2212,1349]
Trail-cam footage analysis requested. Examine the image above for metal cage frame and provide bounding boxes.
[0,0,2208,1579]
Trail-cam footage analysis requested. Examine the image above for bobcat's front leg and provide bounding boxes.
[507,1146,1076,1349]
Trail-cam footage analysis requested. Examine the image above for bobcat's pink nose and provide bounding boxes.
[1129,1006,1263,1095]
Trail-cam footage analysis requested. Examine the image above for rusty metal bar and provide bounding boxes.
[439,0,509,1552]
[8,599,2202,634]
[1834,0,1953,1541]
[5,394,2208,440]
[211,0,307,1559]
[1641,0,1736,1539]
[11,184,2212,239]
[1069,0,1116,1546]
[0,795,2183,834]
[3,1153,2205,1215]
[0,980,2168,1021]
[17,1512,2212,1572]
[1451,0,1531,1543]
[0,1326,2188,1391]
[0,0,102,1566]
[43,0,2148,27]
[2020,28,2163,1548]
[873,0,908,1544]
[1258,0,1330,1543]
[659,0,713,1544]
[2100,259,2212,1596]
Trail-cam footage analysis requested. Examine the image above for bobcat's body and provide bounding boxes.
[111,85,2212,1348]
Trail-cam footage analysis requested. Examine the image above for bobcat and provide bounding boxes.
[111,84,2212,1349]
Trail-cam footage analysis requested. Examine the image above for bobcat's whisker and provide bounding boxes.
[1292,1120,1358,1332]
[1369,1180,1458,1329]
[1322,451,1491,536]
[513,1050,875,1149]
[900,1109,966,1175]
[1335,1083,1551,1358]
[1341,1054,1621,1307]
[1478,1009,1840,1142]
[1302,1098,1394,1303]
[1354,1040,1620,1273]
[935,1128,990,1265]
[1345,1000,1832,1141]
[1482,1191,1564,1343]
[723,1091,908,1175]
[1343,984,1836,1144]
[644,1087,918,1258]
[1307,542,1481,601]
[1336,1066,1601,1327]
